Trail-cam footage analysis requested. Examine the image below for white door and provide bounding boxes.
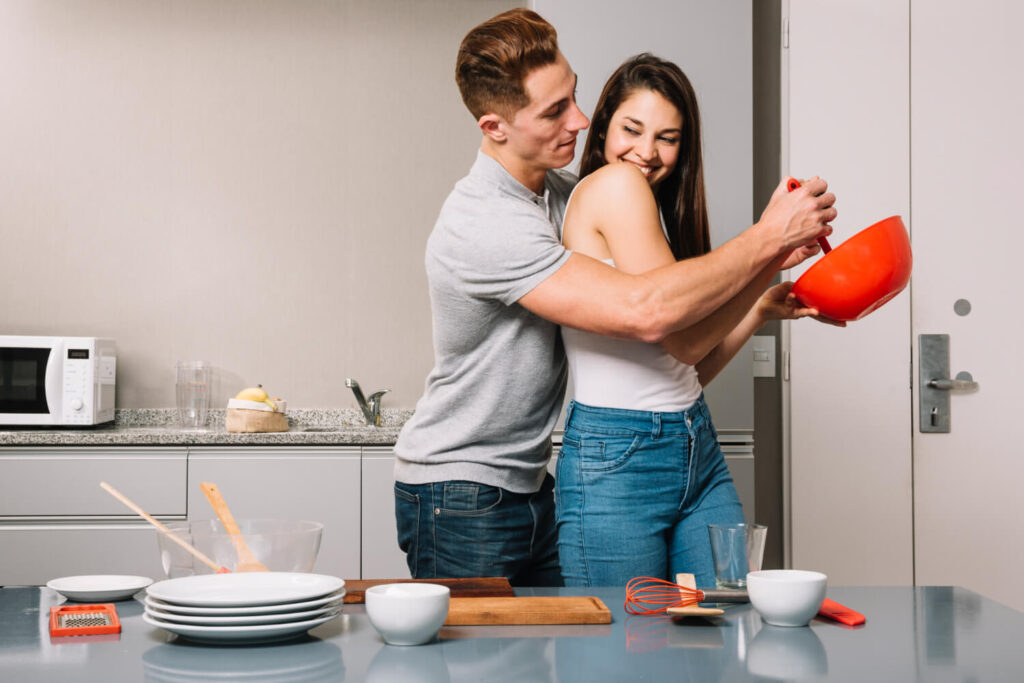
[787,0,1024,611]
[785,0,914,587]
[909,0,1024,610]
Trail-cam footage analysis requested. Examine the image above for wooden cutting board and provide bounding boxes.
[444,596,612,625]
[343,577,514,604]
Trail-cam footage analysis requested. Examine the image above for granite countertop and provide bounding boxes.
[0,409,411,447]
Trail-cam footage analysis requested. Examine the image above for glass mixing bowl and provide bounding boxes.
[156,519,324,578]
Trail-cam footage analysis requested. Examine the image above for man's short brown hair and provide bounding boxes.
[455,8,560,121]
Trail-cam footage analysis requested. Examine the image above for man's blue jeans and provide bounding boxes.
[394,474,563,586]
[554,397,744,587]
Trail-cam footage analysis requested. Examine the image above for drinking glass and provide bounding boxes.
[708,522,767,589]
[175,361,211,430]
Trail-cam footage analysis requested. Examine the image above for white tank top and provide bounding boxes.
[560,190,703,412]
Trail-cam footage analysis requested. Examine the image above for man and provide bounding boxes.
[393,8,835,585]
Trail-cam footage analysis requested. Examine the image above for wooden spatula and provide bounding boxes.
[199,482,269,572]
[99,481,230,573]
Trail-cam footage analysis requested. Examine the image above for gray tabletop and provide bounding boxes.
[3,584,1023,682]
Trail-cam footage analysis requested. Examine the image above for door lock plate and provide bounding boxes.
[919,334,951,433]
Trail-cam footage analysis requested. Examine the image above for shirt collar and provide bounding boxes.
[471,150,548,204]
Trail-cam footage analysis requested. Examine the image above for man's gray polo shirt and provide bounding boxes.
[394,150,576,494]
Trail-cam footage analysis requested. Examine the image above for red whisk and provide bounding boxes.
[625,576,749,615]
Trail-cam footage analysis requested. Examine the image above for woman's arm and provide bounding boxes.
[694,281,817,385]
[658,253,788,366]
[561,162,677,272]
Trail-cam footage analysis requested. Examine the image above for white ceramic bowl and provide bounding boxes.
[746,569,827,627]
[365,583,450,646]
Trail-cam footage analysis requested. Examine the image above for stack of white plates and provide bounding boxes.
[143,572,345,644]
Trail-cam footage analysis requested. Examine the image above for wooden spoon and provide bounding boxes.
[99,481,230,573]
[199,482,269,572]
[664,573,724,617]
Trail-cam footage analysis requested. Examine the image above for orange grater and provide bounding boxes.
[49,604,121,637]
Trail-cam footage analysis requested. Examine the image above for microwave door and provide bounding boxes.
[0,346,55,419]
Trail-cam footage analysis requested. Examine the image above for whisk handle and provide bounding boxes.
[699,590,749,603]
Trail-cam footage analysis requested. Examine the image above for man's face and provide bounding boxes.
[503,52,590,171]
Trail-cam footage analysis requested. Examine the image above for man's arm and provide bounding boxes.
[518,177,837,342]
[658,252,789,365]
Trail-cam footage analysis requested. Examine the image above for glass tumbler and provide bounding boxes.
[175,361,211,430]
[708,522,767,589]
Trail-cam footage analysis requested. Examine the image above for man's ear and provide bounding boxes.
[478,113,507,142]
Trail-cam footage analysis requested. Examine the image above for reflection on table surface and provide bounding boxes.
[143,637,345,683]
[2,585,1024,682]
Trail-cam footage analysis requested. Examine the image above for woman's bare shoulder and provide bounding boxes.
[576,162,651,196]
[572,163,658,219]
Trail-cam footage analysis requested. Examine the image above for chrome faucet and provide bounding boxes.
[346,378,389,427]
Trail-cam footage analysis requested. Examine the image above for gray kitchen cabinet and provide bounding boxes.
[0,447,187,585]
[186,447,361,579]
[0,524,168,585]
[360,447,411,579]
[0,447,186,517]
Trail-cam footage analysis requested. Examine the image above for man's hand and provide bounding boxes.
[779,243,821,271]
[759,176,838,254]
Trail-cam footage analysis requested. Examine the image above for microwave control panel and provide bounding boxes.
[61,348,95,424]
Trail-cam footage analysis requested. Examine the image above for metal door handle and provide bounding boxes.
[927,378,979,391]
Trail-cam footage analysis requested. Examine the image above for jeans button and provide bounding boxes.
[434,508,440,515]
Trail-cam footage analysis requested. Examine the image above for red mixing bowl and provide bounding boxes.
[791,215,912,322]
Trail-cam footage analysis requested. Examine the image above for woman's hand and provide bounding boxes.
[756,281,816,321]
[758,281,847,327]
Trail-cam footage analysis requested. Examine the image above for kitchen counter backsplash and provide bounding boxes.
[0,408,413,447]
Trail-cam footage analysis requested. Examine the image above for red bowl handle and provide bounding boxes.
[786,177,832,254]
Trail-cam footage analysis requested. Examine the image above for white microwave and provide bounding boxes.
[0,336,116,426]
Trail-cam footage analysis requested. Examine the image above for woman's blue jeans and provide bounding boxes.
[554,397,744,587]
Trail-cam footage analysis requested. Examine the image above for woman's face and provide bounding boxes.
[603,89,682,188]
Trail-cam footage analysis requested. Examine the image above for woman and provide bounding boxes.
[555,54,822,587]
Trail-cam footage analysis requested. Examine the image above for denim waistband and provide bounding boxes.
[564,396,711,438]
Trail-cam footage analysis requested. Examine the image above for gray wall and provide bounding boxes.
[2,0,516,409]
[3,0,772,438]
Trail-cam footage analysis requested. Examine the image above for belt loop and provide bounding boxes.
[652,412,662,439]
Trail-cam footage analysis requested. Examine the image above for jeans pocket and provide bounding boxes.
[580,434,644,472]
[393,484,419,565]
[394,484,418,504]
[441,482,503,517]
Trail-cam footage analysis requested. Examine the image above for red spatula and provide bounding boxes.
[818,597,865,626]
